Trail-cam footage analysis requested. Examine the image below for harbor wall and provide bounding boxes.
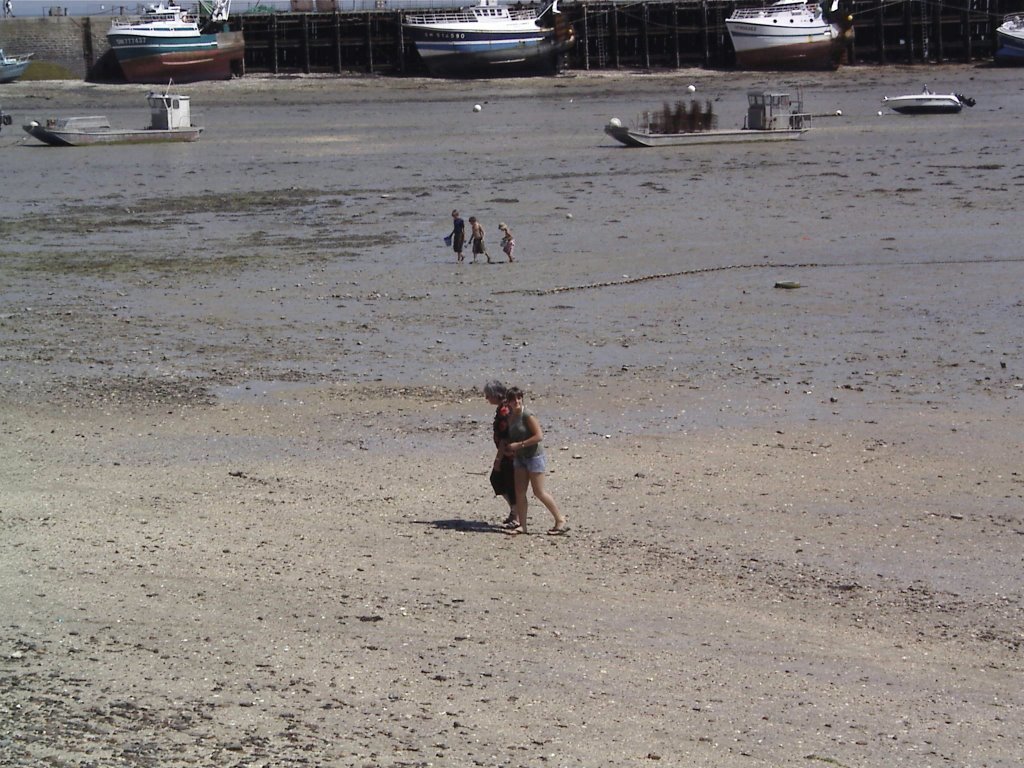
[0,15,108,78]
[2,1,1023,81]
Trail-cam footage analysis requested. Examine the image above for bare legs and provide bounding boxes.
[510,465,566,533]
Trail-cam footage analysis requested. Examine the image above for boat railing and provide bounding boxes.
[1000,12,1024,28]
[404,7,536,24]
[729,3,817,21]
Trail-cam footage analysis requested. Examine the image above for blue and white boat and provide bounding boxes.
[0,48,33,83]
[995,13,1024,65]
[106,1,243,84]
[402,0,575,78]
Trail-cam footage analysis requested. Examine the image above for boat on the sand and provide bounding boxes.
[23,89,203,146]
[725,0,851,70]
[605,90,829,148]
[106,0,244,84]
[402,0,575,77]
[881,86,975,115]
[0,48,33,83]
[994,13,1024,65]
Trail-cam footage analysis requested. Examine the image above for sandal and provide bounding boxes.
[504,526,527,536]
[546,525,571,536]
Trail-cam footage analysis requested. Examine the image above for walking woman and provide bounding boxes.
[483,379,516,527]
[503,387,569,536]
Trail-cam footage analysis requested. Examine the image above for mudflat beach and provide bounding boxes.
[1,66,1022,766]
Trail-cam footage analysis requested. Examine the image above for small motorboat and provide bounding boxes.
[23,89,203,146]
[881,86,975,115]
[994,12,1024,65]
[605,90,836,148]
[0,48,33,83]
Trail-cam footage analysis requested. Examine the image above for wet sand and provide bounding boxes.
[1,66,1022,766]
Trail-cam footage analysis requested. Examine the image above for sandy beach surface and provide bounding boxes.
[1,65,1022,766]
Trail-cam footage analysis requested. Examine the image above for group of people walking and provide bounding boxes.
[448,210,515,264]
[484,380,568,536]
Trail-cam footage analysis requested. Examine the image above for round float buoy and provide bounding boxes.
[473,104,482,113]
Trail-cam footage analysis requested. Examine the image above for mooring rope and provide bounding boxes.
[493,257,1024,296]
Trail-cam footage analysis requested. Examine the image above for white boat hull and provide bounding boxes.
[726,2,846,69]
[995,14,1024,65]
[605,124,806,148]
[881,93,969,115]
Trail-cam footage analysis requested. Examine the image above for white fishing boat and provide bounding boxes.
[881,86,975,115]
[0,48,33,83]
[605,91,825,148]
[725,0,850,70]
[402,0,575,77]
[107,0,244,84]
[23,89,203,146]
[994,13,1024,65]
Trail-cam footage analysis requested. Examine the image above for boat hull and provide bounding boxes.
[882,95,963,114]
[994,23,1024,65]
[407,33,573,77]
[24,126,202,146]
[109,31,244,83]
[726,4,846,70]
[731,36,843,69]
[605,124,806,148]
[0,60,29,83]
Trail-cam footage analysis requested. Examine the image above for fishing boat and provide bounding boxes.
[994,13,1024,65]
[0,49,33,83]
[605,90,827,148]
[402,0,575,77]
[106,0,244,84]
[725,0,850,70]
[881,86,975,115]
[23,89,203,146]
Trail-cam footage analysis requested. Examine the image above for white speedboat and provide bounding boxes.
[725,0,849,69]
[23,89,203,146]
[605,91,818,148]
[402,0,575,77]
[994,13,1024,65]
[881,86,975,115]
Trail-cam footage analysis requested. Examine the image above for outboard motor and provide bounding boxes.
[956,93,976,108]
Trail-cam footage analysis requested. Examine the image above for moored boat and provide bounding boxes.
[725,0,851,70]
[605,90,826,148]
[402,0,575,78]
[0,48,33,83]
[23,89,203,146]
[994,13,1024,65]
[106,0,244,84]
[881,86,975,115]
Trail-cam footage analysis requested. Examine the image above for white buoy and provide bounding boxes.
[877,110,883,116]
[472,104,482,112]
[566,213,573,219]
[607,117,622,128]
[835,109,842,116]
[687,84,696,93]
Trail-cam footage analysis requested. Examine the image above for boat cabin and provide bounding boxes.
[745,91,807,131]
[147,92,193,130]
